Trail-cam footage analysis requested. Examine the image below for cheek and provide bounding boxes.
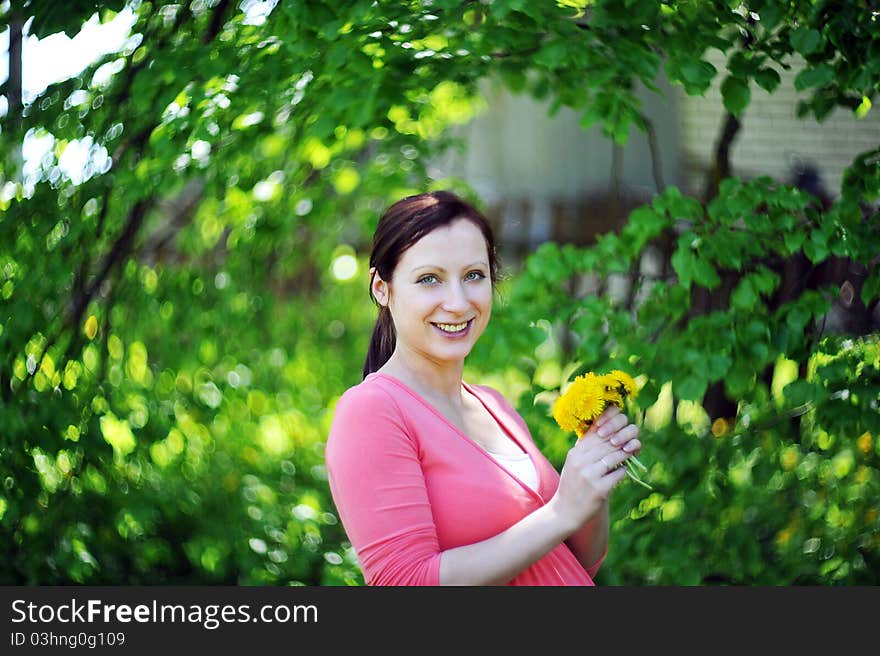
[476,287,493,312]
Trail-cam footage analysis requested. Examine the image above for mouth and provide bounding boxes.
[431,319,473,339]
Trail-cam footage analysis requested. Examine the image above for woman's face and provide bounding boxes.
[372,218,493,367]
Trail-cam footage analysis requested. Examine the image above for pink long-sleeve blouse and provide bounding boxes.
[325,372,604,586]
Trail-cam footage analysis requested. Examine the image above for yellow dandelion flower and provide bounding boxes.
[603,389,624,409]
[552,368,653,490]
[553,373,606,437]
[780,447,799,471]
[607,369,637,399]
[571,373,606,423]
[84,315,98,340]
[552,394,586,435]
[775,527,792,548]
[711,417,729,437]
[857,431,872,456]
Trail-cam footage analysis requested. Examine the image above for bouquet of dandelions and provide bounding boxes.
[552,370,652,490]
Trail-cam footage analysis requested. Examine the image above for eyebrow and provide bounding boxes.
[411,261,489,274]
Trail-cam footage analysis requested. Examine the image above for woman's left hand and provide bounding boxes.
[585,405,641,464]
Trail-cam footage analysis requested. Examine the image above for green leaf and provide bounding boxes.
[731,277,758,310]
[671,58,717,95]
[718,177,741,196]
[676,375,707,402]
[666,193,704,222]
[579,104,602,131]
[725,362,754,397]
[790,27,822,56]
[671,241,696,289]
[794,64,835,91]
[753,267,780,295]
[786,306,810,333]
[623,205,667,253]
[803,230,830,263]
[693,256,721,289]
[782,379,826,405]
[754,67,781,93]
[721,76,750,117]
[861,268,880,306]
[783,229,806,254]
[758,4,784,32]
[609,110,632,145]
[727,51,758,79]
[534,39,568,69]
[749,341,770,363]
[705,353,733,380]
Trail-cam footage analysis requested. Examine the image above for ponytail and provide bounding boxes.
[362,305,396,379]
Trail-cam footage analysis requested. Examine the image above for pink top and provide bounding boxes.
[325,372,604,586]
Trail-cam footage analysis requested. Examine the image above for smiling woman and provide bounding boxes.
[325,190,643,586]
[371,218,493,370]
[360,191,499,379]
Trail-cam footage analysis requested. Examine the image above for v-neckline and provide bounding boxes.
[368,372,544,498]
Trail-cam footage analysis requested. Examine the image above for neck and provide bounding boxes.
[379,348,465,408]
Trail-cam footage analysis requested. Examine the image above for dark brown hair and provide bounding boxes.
[362,191,499,379]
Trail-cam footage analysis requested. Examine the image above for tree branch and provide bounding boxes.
[703,111,741,201]
[644,116,666,193]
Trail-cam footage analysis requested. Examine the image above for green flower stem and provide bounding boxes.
[626,456,654,490]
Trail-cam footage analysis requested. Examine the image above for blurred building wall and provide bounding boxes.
[681,50,880,197]
[439,75,681,263]
[439,60,877,265]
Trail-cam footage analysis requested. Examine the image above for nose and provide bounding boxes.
[442,279,470,314]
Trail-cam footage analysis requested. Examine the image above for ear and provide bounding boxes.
[370,267,390,307]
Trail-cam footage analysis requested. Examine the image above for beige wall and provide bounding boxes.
[680,50,880,197]
[436,56,877,261]
[447,75,682,204]
[438,75,681,258]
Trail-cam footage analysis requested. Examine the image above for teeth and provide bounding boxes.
[435,321,468,333]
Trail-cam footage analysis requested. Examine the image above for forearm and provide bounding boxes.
[437,499,577,585]
[564,499,609,572]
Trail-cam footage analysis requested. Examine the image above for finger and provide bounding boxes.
[576,432,621,459]
[601,447,632,472]
[594,459,629,495]
[607,464,629,488]
[592,405,620,429]
[622,437,641,455]
[608,423,639,447]
[596,413,628,439]
[587,443,630,480]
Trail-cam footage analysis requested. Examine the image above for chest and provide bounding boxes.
[414,398,552,550]
[441,398,525,457]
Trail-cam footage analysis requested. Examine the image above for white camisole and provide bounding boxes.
[485,450,539,492]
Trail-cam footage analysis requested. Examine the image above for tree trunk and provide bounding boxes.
[6,7,24,179]
[700,111,743,422]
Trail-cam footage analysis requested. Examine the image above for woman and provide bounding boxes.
[326,190,641,585]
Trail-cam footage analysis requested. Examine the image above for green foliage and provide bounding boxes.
[491,172,879,584]
[1,0,878,585]
[2,1,129,39]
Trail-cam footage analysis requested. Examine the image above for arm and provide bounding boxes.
[327,386,638,586]
[438,494,583,585]
[326,386,443,585]
[440,406,640,585]
[564,501,609,577]
[562,408,640,577]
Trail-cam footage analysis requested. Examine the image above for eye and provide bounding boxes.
[465,270,487,281]
[417,274,439,285]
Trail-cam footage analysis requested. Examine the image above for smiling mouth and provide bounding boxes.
[432,319,472,334]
